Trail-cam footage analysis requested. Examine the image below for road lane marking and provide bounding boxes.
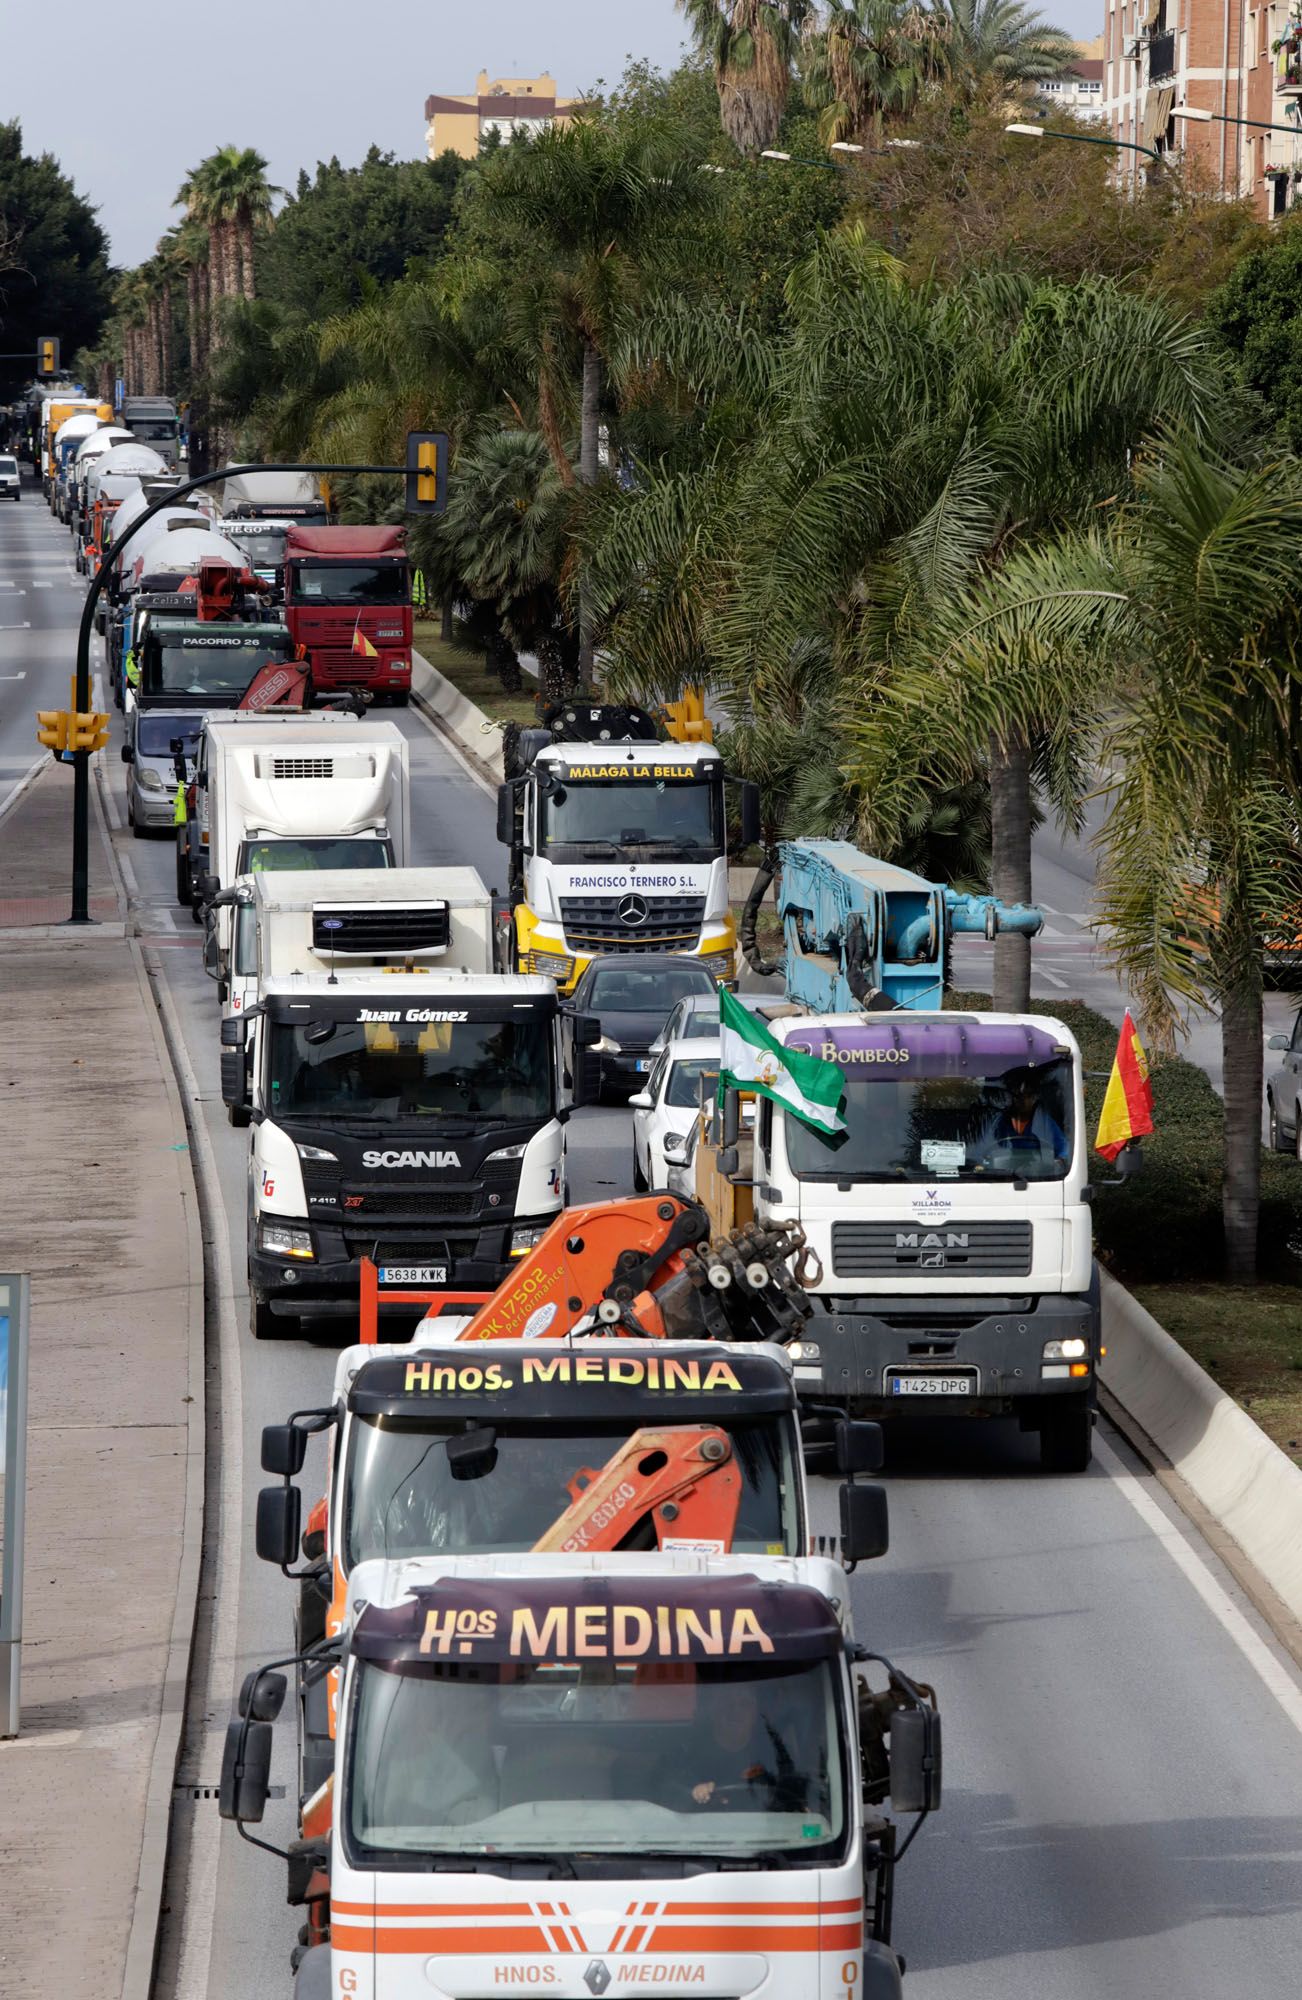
[1038,968,1069,988]
[1095,1433,1302,1734]
[0,671,27,679]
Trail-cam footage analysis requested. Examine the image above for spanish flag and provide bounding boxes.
[1095,1010,1155,1162]
[351,619,378,659]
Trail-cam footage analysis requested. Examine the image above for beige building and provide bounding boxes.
[425,71,580,159]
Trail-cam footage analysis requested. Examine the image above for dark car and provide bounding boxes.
[561,954,721,1103]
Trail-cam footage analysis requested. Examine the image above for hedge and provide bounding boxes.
[946,991,1302,1283]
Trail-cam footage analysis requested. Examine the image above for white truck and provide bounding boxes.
[221,877,579,1336]
[219,1551,939,2000]
[190,714,409,948]
[498,705,759,994]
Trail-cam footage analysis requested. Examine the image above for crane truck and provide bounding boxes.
[220,1553,939,2000]
[497,702,760,993]
[697,839,1134,1472]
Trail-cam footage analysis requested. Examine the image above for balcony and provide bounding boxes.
[1147,29,1176,82]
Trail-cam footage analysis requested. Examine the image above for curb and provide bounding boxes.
[0,753,48,831]
[1100,1268,1302,1636]
[411,645,506,788]
[85,758,209,2000]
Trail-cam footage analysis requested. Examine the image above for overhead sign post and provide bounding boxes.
[0,1273,31,1738]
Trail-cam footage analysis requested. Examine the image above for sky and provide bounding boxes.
[4,0,1100,270]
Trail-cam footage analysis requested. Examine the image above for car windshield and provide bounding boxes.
[588,965,716,1012]
[539,778,722,857]
[0,458,17,474]
[236,838,394,874]
[267,1016,554,1123]
[347,1655,844,1869]
[149,634,290,696]
[665,1059,720,1110]
[136,716,201,758]
[289,562,407,604]
[785,1056,1075,1183]
[344,1415,799,1568]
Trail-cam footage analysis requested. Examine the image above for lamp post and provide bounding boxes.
[1004,122,1163,167]
[1171,102,1302,202]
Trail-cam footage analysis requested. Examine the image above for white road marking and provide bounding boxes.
[32,580,51,589]
[0,620,31,630]
[0,671,27,679]
[1095,1433,1302,1735]
[1037,967,1069,988]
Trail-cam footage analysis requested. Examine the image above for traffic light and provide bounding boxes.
[36,709,69,754]
[405,430,449,515]
[69,711,110,753]
[662,686,714,745]
[36,336,60,377]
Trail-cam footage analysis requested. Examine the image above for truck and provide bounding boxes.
[119,394,180,466]
[221,889,576,1337]
[216,514,297,596]
[699,840,1128,1472]
[283,525,414,705]
[187,717,409,942]
[67,424,134,540]
[220,467,328,526]
[78,441,168,575]
[497,703,760,995]
[255,1331,887,1806]
[40,395,111,498]
[50,411,108,520]
[220,1552,940,2000]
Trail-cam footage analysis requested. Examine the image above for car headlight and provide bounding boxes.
[663,1132,688,1160]
[258,1218,314,1260]
[510,1224,549,1255]
[296,1143,337,1163]
[1043,1336,1089,1359]
[137,766,164,791]
[486,1142,528,1163]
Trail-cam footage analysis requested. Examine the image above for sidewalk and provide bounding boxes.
[0,761,203,1998]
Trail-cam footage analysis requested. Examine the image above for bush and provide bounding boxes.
[946,991,1302,1283]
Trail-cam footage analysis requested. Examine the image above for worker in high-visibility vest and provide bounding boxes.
[173,781,187,827]
[411,565,428,613]
[125,647,140,690]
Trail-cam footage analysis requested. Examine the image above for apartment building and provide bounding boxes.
[1034,35,1107,121]
[425,72,579,160]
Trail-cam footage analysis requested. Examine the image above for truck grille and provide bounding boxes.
[832,1220,1033,1278]
[312,649,384,683]
[343,1183,481,1221]
[312,906,449,955]
[559,894,706,951]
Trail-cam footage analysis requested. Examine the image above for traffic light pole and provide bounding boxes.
[68,458,424,923]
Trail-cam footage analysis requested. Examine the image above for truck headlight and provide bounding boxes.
[785,1338,821,1363]
[486,1142,527,1163]
[296,1143,337,1163]
[1043,1337,1088,1360]
[510,1224,549,1256]
[258,1218,314,1260]
[532,951,574,980]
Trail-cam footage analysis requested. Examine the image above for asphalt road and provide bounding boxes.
[6,495,1301,1996]
[0,461,83,819]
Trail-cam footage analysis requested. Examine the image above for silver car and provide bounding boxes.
[122,709,202,835]
[0,453,20,501]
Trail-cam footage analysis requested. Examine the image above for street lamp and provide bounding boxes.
[1004,122,1163,167]
[1171,103,1302,142]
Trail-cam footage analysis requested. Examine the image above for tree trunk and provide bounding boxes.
[989,730,1033,1012]
[222,218,240,302]
[160,283,173,392]
[576,339,602,691]
[187,264,205,372]
[240,217,256,299]
[441,596,454,644]
[1220,969,1263,1283]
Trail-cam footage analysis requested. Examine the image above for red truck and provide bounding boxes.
[283,524,413,705]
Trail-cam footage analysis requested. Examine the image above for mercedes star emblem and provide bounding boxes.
[618,892,648,927]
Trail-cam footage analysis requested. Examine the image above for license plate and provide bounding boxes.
[889,1374,975,1397]
[636,1059,652,1072]
[379,1265,447,1285]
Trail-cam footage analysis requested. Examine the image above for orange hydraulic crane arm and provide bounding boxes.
[531,1425,742,1555]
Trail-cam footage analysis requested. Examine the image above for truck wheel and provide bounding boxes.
[389,689,410,708]
[861,1941,905,2000]
[228,1104,251,1129]
[1039,1400,1093,1474]
[175,848,191,906]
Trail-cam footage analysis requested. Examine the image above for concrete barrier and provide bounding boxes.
[411,646,505,784]
[1100,1268,1302,1622]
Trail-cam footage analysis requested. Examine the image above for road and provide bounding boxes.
[5,494,1301,1996]
[0,462,83,820]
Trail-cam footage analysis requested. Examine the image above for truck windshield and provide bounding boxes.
[129,422,177,442]
[149,635,291,696]
[235,838,394,874]
[786,1056,1075,1183]
[343,1415,799,1568]
[289,563,408,604]
[539,779,722,857]
[222,530,285,570]
[347,1655,844,1870]
[268,1016,554,1123]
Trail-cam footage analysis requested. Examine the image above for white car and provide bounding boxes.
[0,453,20,501]
[630,1037,723,1191]
[648,989,768,1058]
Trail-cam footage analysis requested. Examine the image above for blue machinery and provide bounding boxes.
[746,839,1044,1013]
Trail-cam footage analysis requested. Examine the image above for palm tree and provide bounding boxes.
[678,2,812,155]
[176,218,211,375]
[933,0,1075,93]
[802,1,947,149]
[177,147,278,316]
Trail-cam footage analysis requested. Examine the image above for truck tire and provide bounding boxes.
[228,1103,251,1129]
[251,1293,284,1341]
[389,689,410,708]
[293,1946,332,2000]
[1039,1399,1093,1474]
[175,846,191,907]
[861,1941,905,2000]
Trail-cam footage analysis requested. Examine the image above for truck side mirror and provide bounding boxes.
[836,1419,883,1476]
[573,1050,602,1108]
[220,1048,249,1110]
[575,1013,602,1049]
[887,1703,942,1814]
[202,921,221,979]
[220,1016,247,1051]
[198,870,219,901]
[219,1717,273,1823]
[256,1484,302,1568]
[738,780,761,850]
[840,1480,889,1564]
[237,1668,288,1721]
[496,782,517,847]
[261,1421,306,1476]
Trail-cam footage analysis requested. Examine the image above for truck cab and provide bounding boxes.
[498,716,759,994]
[221,1553,939,2000]
[120,394,180,467]
[283,525,413,704]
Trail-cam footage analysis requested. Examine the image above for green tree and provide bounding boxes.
[802,1,947,148]
[677,1,812,154]
[1204,218,1302,450]
[932,0,1074,90]
[254,147,466,317]
[0,121,112,398]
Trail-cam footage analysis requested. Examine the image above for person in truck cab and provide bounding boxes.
[687,1683,807,1811]
[981,1067,1069,1166]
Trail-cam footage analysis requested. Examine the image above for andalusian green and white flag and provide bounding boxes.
[717,985,846,1135]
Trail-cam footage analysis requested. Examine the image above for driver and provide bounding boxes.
[982,1067,1069,1165]
[688,1685,804,1810]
